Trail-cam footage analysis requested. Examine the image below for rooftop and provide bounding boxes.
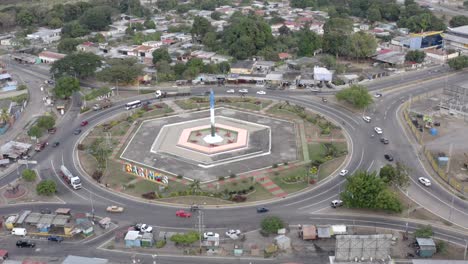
[62,255,108,264]
[448,25,468,35]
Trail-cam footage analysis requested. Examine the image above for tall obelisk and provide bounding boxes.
[210,89,216,137]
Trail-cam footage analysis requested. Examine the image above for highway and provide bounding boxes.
[0,61,467,263]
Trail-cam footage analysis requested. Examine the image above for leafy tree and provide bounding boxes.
[449,15,468,27]
[143,19,156,29]
[37,115,55,130]
[170,231,200,246]
[54,77,80,99]
[335,85,373,109]
[156,61,176,81]
[296,28,321,57]
[79,6,114,31]
[222,14,273,59]
[278,25,292,36]
[57,38,81,54]
[323,32,350,57]
[22,169,37,182]
[28,125,43,138]
[36,179,57,196]
[349,31,377,59]
[448,55,468,70]
[16,9,34,27]
[436,241,447,254]
[202,31,219,51]
[191,16,214,41]
[97,58,143,84]
[217,61,231,73]
[341,171,402,212]
[48,17,63,29]
[367,7,381,23]
[0,12,16,29]
[261,216,284,234]
[152,48,172,64]
[189,179,201,194]
[414,225,433,238]
[211,11,222,20]
[0,108,10,124]
[405,50,426,63]
[465,0,468,9]
[88,33,106,43]
[258,47,279,61]
[290,0,316,8]
[61,21,90,38]
[50,52,102,78]
[157,0,178,11]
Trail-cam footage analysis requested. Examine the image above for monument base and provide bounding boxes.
[203,134,224,144]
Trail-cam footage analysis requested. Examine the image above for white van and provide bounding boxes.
[11,228,27,236]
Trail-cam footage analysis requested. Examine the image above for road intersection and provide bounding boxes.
[0,62,467,263]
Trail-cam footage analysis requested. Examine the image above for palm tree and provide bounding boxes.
[189,180,201,195]
[0,108,10,125]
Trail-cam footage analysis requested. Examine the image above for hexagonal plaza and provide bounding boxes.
[120,108,297,182]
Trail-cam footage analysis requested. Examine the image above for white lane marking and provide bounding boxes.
[281,181,343,207]
[298,194,339,210]
[355,149,365,171]
[366,160,375,172]
[50,159,89,201]
[81,187,125,206]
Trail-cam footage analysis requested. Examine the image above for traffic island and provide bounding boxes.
[77,98,348,205]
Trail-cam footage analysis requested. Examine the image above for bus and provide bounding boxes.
[125,100,142,110]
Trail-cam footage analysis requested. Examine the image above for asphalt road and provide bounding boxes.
[1,62,467,263]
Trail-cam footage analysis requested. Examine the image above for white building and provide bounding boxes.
[314,66,332,82]
[443,25,468,55]
[26,28,61,43]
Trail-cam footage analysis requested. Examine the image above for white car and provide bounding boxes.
[226,229,241,237]
[256,90,266,95]
[331,200,343,208]
[418,177,431,187]
[374,93,383,98]
[374,127,383,134]
[339,169,349,177]
[362,116,371,123]
[226,89,235,93]
[203,232,220,239]
[238,89,248,93]
[136,224,153,233]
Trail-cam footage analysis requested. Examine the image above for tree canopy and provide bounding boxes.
[335,85,373,109]
[22,169,37,182]
[448,56,468,70]
[349,32,377,59]
[341,171,402,212]
[449,15,468,27]
[152,48,172,65]
[296,28,322,57]
[54,77,80,99]
[405,50,426,63]
[57,38,81,54]
[36,179,57,196]
[261,216,284,234]
[37,115,55,130]
[170,231,199,246]
[61,21,90,38]
[97,58,143,84]
[191,16,214,42]
[79,6,115,31]
[222,14,273,59]
[379,162,410,189]
[50,52,102,79]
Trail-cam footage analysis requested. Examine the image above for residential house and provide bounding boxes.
[278,53,291,60]
[313,66,332,82]
[309,22,324,35]
[443,25,468,55]
[191,50,216,64]
[76,42,99,54]
[253,60,275,74]
[38,51,66,64]
[26,28,61,43]
[125,230,142,248]
[230,60,255,75]
[373,50,405,66]
[134,45,156,59]
[210,54,232,63]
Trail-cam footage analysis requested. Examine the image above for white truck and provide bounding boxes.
[92,99,112,111]
[155,88,191,99]
[60,165,82,190]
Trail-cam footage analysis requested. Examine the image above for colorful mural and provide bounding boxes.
[124,163,169,185]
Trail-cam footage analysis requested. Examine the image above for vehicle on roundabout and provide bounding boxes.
[374,127,383,134]
[80,121,89,126]
[380,138,389,144]
[52,141,60,147]
[203,232,219,239]
[374,92,383,98]
[256,90,266,95]
[330,200,343,208]
[226,229,241,237]
[73,128,81,135]
[47,236,64,243]
[238,89,249,93]
[362,116,371,123]
[256,207,269,213]
[106,205,124,213]
[176,210,192,218]
[384,154,394,161]
[226,89,235,93]
[339,169,349,177]
[16,240,35,248]
[418,177,431,187]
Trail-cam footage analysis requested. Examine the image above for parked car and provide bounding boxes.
[47,236,63,242]
[339,169,349,177]
[238,89,248,93]
[203,232,219,239]
[380,138,389,144]
[176,210,192,218]
[73,128,81,135]
[52,142,60,147]
[135,224,152,233]
[384,154,394,161]
[106,205,124,213]
[16,240,35,248]
[256,90,266,95]
[256,207,269,213]
[330,200,343,208]
[362,116,371,123]
[226,229,241,237]
[374,127,383,134]
[418,177,431,187]
[226,89,235,93]
[80,121,89,126]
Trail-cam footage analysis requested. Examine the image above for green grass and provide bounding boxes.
[246,183,274,201]
[83,87,111,101]
[174,99,209,110]
[225,100,272,110]
[318,156,346,180]
[103,160,135,188]
[141,104,174,118]
[308,143,327,161]
[271,167,308,194]
[333,142,348,154]
[266,105,300,119]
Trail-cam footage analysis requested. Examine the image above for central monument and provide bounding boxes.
[203,89,223,144]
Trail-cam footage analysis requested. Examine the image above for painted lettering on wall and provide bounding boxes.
[124,163,169,185]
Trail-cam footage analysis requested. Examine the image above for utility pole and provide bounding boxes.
[196,209,204,254]
[464,240,467,260]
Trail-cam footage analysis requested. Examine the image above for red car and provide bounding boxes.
[176,210,192,218]
[80,121,89,126]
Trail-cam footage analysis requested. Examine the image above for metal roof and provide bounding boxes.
[62,255,108,264]
[416,237,436,247]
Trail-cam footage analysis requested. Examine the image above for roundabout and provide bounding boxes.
[1,65,468,264]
